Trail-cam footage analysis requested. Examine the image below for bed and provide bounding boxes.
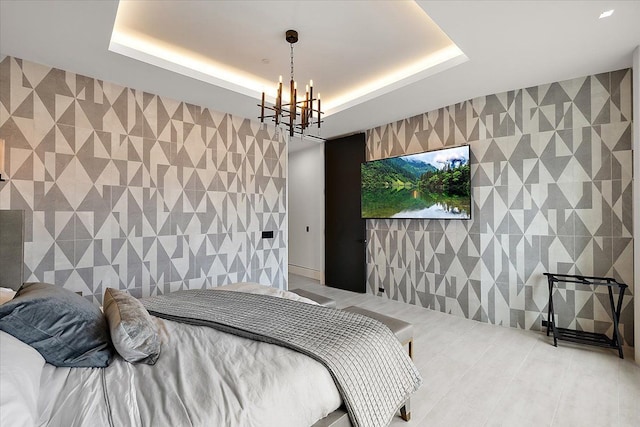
[0,210,420,427]
[0,282,422,427]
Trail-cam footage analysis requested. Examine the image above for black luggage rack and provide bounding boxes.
[543,272,628,359]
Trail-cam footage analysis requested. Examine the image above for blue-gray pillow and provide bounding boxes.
[0,282,113,367]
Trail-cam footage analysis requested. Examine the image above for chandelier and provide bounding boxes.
[259,30,323,137]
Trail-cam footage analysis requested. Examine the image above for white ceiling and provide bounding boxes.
[1,0,639,148]
[111,0,464,116]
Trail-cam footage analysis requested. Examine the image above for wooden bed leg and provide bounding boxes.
[400,399,411,421]
[408,339,413,360]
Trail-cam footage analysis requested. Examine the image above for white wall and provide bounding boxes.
[633,46,639,364]
[288,143,324,281]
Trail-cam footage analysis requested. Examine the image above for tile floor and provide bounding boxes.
[288,274,640,427]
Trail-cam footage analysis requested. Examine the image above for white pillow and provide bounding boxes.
[0,331,46,427]
[216,282,319,305]
[0,287,16,305]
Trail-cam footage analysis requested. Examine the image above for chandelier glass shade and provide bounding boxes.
[259,30,322,137]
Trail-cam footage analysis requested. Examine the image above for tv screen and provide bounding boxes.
[361,145,471,219]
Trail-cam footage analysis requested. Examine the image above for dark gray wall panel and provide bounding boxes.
[0,209,24,289]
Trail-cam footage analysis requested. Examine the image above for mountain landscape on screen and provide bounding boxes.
[361,145,471,219]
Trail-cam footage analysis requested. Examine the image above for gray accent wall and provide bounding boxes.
[0,56,288,303]
[366,69,634,345]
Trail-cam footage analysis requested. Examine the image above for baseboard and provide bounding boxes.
[289,265,323,281]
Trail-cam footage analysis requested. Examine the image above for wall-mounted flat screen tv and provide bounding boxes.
[361,145,471,219]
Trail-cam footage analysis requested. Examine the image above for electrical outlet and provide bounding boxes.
[378,287,385,293]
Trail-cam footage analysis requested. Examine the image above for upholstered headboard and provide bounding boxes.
[0,210,24,290]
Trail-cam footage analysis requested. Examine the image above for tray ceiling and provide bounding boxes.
[1,0,639,143]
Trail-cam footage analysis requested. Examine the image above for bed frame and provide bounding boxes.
[313,408,351,427]
[0,209,24,290]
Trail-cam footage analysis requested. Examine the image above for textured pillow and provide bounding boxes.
[103,288,161,364]
[0,282,113,368]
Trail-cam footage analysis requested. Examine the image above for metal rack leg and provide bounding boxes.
[547,276,557,346]
[546,276,552,337]
[608,286,625,359]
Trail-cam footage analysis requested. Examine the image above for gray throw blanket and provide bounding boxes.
[142,290,422,427]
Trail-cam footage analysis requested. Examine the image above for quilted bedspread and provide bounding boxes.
[142,289,422,427]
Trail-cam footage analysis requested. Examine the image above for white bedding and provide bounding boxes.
[33,284,341,427]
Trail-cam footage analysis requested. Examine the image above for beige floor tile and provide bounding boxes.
[417,352,472,394]
[618,360,640,427]
[552,401,618,427]
[513,355,569,400]
[485,379,558,427]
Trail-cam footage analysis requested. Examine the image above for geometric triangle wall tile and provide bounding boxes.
[365,67,634,345]
[0,55,288,303]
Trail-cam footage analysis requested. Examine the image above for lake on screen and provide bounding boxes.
[362,188,471,219]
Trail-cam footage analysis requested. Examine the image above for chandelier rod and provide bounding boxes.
[290,42,294,83]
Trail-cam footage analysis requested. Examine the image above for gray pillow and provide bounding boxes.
[103,288,161,364]
[0,282,113,367]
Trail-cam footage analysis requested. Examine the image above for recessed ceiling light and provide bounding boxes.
[599,9,614,19]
